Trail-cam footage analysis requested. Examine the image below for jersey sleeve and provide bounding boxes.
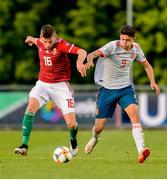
[98,41,116,57]
[135,44,146,62]
[36,38,42,47]
[59,40,80,54]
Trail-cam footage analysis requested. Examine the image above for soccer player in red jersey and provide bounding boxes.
[14,24,87,156]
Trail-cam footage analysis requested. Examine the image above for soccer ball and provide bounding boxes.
[53,146,72,164]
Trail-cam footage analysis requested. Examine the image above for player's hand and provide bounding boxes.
[85,53,95,69]
[150,83,160,95]
[27,41,33,46]
[76,62,87,77]
[25,36,37,46]
[85,60,94,70]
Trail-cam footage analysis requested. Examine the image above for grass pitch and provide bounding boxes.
[0,129,167,178]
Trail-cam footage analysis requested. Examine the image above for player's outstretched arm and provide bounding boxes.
[76,49,87,77]
[25,36,38,46]
[139,59,160,95]
[85,50,101,70]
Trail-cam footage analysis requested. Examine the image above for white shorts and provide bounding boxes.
[29,80,75,115]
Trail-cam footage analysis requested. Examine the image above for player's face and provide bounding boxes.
[40,34,57,49]
[120,34,134,50]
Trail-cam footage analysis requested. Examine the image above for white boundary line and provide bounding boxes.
[0,98,28,119]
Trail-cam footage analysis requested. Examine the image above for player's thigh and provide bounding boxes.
[29,81,50,108]
[118,86,139,123]
[118,86,138,109]
[96,87,117,118]
[51,82,75,115]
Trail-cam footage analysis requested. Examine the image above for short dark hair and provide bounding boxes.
[40,24,56,38]
[120,25,136,37]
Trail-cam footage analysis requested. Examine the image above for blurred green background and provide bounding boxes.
[0,0,166,85]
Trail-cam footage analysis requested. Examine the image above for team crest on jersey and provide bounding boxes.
[130,53,136,60]
[52,48,57,55]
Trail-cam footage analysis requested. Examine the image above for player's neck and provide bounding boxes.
[121,44,133,51]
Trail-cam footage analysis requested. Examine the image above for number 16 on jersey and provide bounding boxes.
[44,56,52,66]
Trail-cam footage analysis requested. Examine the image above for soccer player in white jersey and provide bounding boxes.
[84,25,160,163]
[14,24,87,156]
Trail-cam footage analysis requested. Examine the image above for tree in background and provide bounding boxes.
[0,0,166,85]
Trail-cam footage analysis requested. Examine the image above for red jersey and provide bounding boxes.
[36,38,80,83]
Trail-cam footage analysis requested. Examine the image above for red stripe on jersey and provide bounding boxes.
[98,49,105,57]
[58,39,80,54]
[69,45,80,54]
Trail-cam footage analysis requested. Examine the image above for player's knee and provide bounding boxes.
[66,122,76,129]
[94,126,103,133]
[27,97,40,113]
[26,106,38,113]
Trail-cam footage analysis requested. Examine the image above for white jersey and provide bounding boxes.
[94,40,146,89]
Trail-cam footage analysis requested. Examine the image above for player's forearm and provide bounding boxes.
[76,49,87,64]
[87,50,101,63]
[76,49,87,77]
[144,63,156,84]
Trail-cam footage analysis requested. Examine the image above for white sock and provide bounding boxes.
[132,124,144,154]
